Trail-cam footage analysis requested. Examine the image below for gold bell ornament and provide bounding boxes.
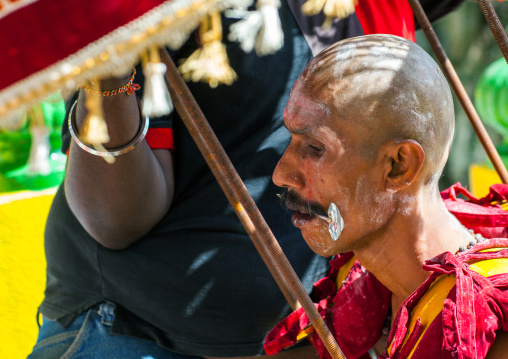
[179,11,237,88]
[301,0,357,29]
[80,81,114,164]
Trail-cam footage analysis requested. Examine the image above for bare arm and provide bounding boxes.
[65,74,174,250]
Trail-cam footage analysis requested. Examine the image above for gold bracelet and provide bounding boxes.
[68,100,149,157]
[81,67,140,96]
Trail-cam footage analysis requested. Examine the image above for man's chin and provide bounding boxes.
[301,230,340,258]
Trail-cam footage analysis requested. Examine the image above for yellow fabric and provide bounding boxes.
[469,247,508,277]
[335,255,357,290]
[0,189,55,359]
[469,164,502,198]
[296,325,316,342]
[387,275,456,358]
[388,253,508,358]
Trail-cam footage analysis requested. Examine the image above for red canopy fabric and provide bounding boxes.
[0,0,164,90]
[0,0,231,122]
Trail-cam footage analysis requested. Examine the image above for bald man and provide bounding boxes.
[264,35,508,359]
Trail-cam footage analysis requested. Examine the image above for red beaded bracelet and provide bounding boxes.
[82,67,140,96]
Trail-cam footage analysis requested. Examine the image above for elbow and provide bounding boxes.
[68,204,167,250]
[75,202,170,250]
[86,223,147,250]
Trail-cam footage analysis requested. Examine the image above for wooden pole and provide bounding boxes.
[476,0,508,65]
[159,48,347,359]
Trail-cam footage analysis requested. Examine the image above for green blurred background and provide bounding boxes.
[419,0,508,190]
[0,93,66,193]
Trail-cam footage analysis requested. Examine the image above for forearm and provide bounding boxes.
[65,77,174,250]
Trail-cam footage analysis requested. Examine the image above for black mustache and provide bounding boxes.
[278,190,327,218]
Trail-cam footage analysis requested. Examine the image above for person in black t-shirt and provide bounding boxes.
[29,1,464,358]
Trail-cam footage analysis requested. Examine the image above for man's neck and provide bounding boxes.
[353,190,472,309]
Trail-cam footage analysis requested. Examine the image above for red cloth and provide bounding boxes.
[0,0,166,90]
[355,0,416,42]
[264,252,391,359]
[441,183,508,239]
[145,127,174,150]
[383,239,508,359]
[265,240,508,359]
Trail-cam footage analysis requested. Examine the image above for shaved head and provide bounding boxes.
[297,35,454,184]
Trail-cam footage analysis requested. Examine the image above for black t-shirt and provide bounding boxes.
[42,1,363,356]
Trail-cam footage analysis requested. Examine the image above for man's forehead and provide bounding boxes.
[283,81,332,133]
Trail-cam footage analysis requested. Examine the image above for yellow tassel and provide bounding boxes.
[301,0,357,29]
[179,12,237,88]
[80,81,114,163]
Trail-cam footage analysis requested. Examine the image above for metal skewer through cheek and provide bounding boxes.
[316,214,330,222]
[275,193,330,222]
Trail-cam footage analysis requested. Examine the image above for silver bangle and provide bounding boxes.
[68,100,149,157]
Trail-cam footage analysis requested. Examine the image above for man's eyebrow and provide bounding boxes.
[283,122,314,136]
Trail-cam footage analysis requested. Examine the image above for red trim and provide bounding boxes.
[145,127,174,151]
[355,0,416,42]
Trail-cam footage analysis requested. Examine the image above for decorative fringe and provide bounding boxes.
[142,46,173,117]
[27,104,51,175]
[80,81,114,164]
[301,0,357,29]
[0,0,256,128]
[179,12,237,88]
[228,0,284,56]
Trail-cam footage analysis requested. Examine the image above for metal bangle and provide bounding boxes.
[68,100,149,157]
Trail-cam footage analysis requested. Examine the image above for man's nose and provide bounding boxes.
[272,152,304,189]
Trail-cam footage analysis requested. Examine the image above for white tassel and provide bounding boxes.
[26,104,50,175]
[227,0,254,10]
[228,10,263,54]
[255,0,284,56]
[228,0,284,56]
[28,124,51,176]
[142,61,173,117]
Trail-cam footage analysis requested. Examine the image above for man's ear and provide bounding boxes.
[383,140,425,192]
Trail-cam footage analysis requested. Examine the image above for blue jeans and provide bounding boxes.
[28,302,203,359]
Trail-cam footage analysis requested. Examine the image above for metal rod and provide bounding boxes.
[408,0,508,184]
[476,0,508,64]
[159,48,346,359]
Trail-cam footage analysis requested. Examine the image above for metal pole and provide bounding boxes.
[408,0,508,184]
[159,48,347,359]
[476,0,508,64]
